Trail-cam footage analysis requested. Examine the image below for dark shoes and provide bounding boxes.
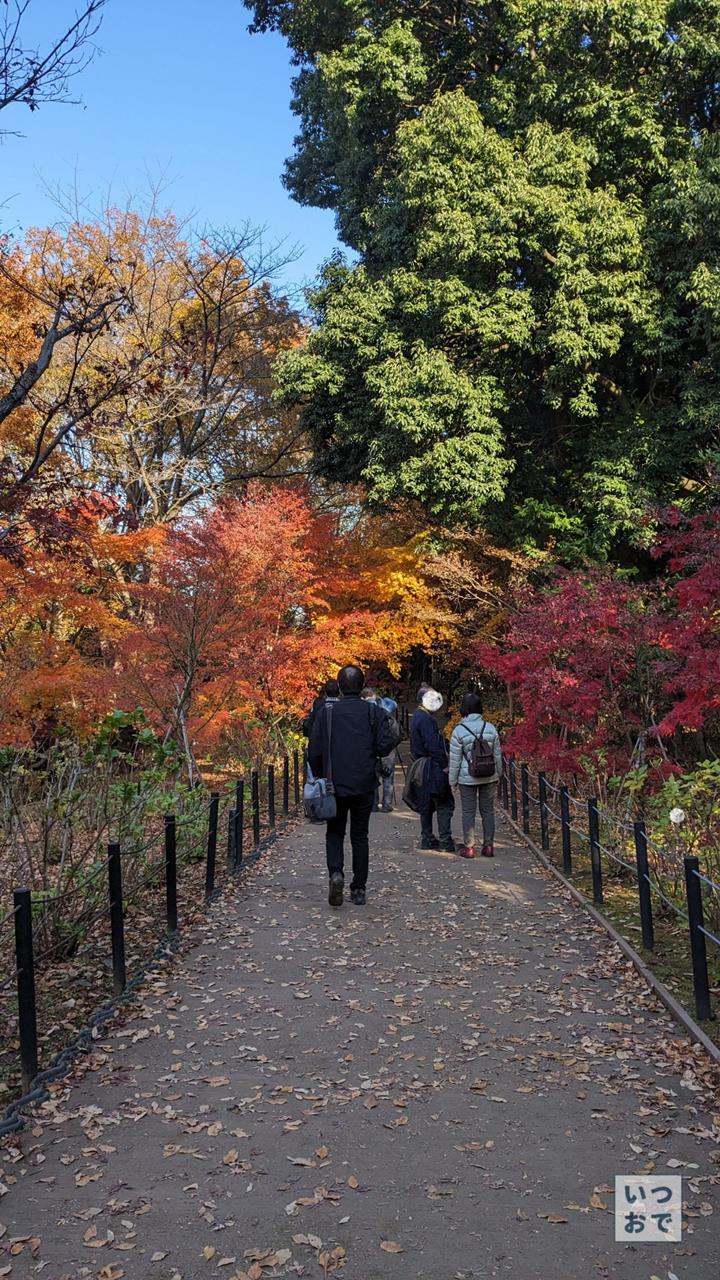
[329,875,366,906]
[381,805,394,813]
[481,843,495,858]
[458,844,476,859]
[420,835,456,853]
[328,872,344,907]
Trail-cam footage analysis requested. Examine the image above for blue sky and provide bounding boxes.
[1,0,339,294]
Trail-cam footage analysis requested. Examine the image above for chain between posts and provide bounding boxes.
[500,757,718,1024]
[2,753,302,1137]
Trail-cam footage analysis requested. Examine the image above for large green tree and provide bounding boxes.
[247,1,720,558]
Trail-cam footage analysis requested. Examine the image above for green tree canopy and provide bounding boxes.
[247,1,720,559]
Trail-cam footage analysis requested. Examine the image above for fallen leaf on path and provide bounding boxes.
[380,1241,403,1253]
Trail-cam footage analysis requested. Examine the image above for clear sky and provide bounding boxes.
[1,0,339,295]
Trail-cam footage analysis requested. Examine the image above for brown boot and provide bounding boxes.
[481,843,495,858]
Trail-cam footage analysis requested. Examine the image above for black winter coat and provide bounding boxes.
[302,694,338,739]
[308,695,401,796]
[410,708,451,800]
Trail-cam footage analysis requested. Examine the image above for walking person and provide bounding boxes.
[308,665,401,907]
[377,696,400,812]
[409,687,455,852]
[448,693,503,858]
[302,678,340,739]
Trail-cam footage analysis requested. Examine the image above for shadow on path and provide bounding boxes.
[1,800,718,1279]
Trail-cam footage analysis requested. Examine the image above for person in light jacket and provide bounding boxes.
[448,693,503,859]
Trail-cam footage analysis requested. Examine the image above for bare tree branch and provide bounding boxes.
[0,0,107,123]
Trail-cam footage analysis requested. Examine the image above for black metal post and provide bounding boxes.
[293,750,300,805]
[633,820,654,950]
[520,764,530,834]
[227,807,236,869]
[205,793,219,900]
[500,765,509,811]
[684,856,712,1021]
[14,888,38,1091]
[588,798,603,904]
[234,781,244,869]
[165,814,178,933]
[107,842,126,996]
[283,756,290,815]
[267,764,276,828]
[538,772,550,850]
[560,786,572,875]
[510,759,518,821]
[251,769,261,846]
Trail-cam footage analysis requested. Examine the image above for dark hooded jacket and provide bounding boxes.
[410,707,451,800]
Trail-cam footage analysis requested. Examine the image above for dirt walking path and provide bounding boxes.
[1,801,718,1280]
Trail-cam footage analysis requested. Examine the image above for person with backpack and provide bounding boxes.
[448,693,503,858]
[308,665,402,907]
[409,688,455,852]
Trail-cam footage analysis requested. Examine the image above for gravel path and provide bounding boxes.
[1,802,718,1280]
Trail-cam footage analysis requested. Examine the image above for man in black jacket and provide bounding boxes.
[308,664,400,907]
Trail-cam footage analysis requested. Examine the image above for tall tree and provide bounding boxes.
[0,207,305,525]
[247,0,720,559]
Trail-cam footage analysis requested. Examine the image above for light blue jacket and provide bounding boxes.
[448,714,502,787]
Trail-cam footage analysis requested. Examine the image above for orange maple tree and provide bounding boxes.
[119,484,440,773]
[0,491,157,745]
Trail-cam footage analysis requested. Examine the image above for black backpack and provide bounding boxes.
[463,720,495,779]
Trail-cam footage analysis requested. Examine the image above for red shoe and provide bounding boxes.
[481,843,495,858]
[458,844,476,859]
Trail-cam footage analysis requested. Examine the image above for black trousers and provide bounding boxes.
[326,792,374,890]
[420,794,454,844]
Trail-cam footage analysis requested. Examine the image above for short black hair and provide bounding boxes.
[338,664,365,695]
[324,679,340,697]
[460,692,483,716]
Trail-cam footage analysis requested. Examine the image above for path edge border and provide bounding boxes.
[0,812,300,1139]
[501,811,720,1068]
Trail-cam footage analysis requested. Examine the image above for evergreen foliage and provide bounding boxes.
[248,1,720,558]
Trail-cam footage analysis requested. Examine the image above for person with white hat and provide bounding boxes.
[409,687,455,852]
